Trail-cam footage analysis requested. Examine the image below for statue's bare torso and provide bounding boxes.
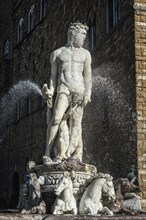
[53,46,90,96]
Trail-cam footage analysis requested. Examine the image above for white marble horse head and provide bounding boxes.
[101,173,116,201]
[54,172,72,196]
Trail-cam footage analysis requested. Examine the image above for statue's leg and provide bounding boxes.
[45,93,69,157]
[72,207,78,215]
[68,106,83,160]
[102,207,113,215]
[84,199,97,215]
[73,135,83,161]
[57,120,69,160]
[52,198,65,214]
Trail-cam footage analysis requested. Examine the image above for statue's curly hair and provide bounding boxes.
[68,22,89,37]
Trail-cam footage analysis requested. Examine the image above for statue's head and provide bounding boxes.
[26,160,36,173]
[67,22,88,47]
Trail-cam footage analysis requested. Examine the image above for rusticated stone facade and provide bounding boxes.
[0,0,143,210]
[0,0,13,208]
[134,0,146,211]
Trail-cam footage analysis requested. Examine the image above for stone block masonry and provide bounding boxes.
[134,0,146,211]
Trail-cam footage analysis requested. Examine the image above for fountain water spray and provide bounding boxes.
[84,62,136,170]
[0,80,42,130]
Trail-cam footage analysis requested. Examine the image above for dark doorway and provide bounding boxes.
[10,172,19,208]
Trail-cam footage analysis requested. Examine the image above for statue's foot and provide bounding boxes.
[21,209,30,214]
[55,155,66,163]
[102,207,113,215]
[54,158,62,163]
[43,155,52,164]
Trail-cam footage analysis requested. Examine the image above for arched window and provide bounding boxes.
[3,38,11,60]
[26,95,32,115]
[28,5,35,32]
[17,18,24,43]
[40,0,47,20]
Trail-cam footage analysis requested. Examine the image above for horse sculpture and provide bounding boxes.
[52,172,77,214]
[79,173,115,215]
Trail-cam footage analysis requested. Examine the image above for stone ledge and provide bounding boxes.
[0,214,146,220]
[30,158,97,174]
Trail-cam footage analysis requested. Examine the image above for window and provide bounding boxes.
[17,18,24,43]
[4,59,12,91]
[87,6,97,50]
[89,12,97,50]
[106,0,120,33]
[3,38,11,60]
[3,37,12,90]
[40,0,47,20]
[28,5,35,32]
[16,102,20,121]
[26,95,32,114]
[38,95,44,109]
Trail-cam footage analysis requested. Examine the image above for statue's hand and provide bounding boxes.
[42,83,53,99]
[83,95,91,106]
[42,84,53,108]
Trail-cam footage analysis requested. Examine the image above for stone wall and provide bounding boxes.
[0,0,13,208]
[134,0,146,211]
[0,0,13,92]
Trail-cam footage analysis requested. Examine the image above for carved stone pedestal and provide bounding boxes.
[29,158,97,213]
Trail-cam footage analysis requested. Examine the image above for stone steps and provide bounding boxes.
[0,214,146,220]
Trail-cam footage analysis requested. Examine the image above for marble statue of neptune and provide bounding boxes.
[42,22,92,163]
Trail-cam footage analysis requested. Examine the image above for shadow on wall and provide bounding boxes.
[0,196,7,209]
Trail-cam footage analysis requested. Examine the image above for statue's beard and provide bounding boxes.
[72,37,84,48]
